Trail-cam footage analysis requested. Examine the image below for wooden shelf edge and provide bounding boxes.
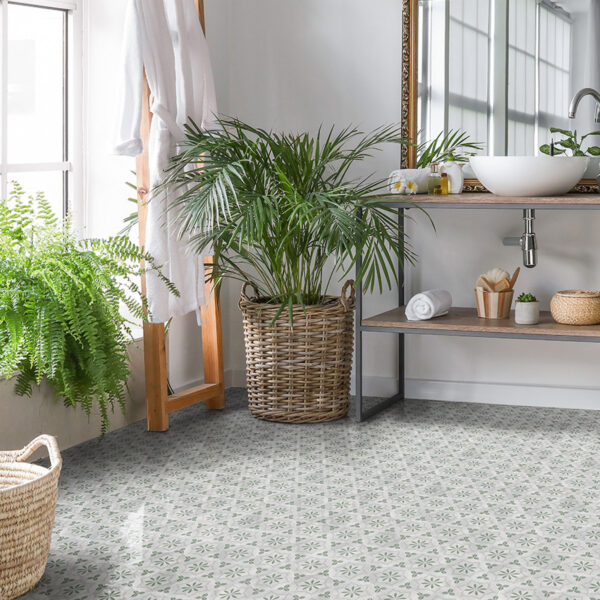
[378,192,600,209]
[362,306,600,340]
[166,382,224,414]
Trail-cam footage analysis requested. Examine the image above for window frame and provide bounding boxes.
[0,0,82,220]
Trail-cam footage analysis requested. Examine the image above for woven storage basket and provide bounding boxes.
[550,290,600,325]
[239,280,355,423]
[0,435,62,600]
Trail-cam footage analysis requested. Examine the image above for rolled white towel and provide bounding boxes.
[388,168,429,194]
[405,290,452,321]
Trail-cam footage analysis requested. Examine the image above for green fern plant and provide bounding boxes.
[0,183,175,434]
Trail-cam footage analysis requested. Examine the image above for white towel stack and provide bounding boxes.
[405,290,452,321]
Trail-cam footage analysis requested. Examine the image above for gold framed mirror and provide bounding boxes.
[402,0,600,193]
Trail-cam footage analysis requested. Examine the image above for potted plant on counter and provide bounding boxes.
[515,292,540,325]
[164,118,420,423]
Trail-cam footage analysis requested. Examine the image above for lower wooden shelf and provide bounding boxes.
[362,306,600,342]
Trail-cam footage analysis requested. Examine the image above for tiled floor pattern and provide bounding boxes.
[21,389,600,599]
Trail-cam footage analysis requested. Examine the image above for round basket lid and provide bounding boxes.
[555,289,600,298]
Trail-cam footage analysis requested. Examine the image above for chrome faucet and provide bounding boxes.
[568,87,600,122]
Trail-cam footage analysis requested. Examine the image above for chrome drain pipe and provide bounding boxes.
[503,209,537,268]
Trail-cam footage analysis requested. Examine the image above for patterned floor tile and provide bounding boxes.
[18,389,600,599]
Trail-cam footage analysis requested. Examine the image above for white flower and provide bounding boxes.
[406,180,418,195]
[390,178,407,194]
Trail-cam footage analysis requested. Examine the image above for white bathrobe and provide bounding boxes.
[114,0,218,324]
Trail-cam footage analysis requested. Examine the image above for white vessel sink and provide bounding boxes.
[470,156,589,196]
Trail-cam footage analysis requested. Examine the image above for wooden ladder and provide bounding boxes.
[136,0,225,431]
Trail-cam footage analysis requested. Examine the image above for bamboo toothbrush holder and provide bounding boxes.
[474,288,514,319]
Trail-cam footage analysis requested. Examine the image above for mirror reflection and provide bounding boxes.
[417,0,600,177]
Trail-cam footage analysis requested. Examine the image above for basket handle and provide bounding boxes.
[239,281,260,308]
[340,279,356,312]
[14,435,61,469]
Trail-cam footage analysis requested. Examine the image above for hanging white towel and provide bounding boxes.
[405,290,452,321]
[114,0,218,324]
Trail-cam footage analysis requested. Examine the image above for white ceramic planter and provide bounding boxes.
[515,301,540,325]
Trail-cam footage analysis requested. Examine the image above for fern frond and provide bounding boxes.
[0,184,175,435]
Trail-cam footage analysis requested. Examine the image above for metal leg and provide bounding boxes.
[355,207,405,422]
[355,207,364,422]
[398,208,405,401]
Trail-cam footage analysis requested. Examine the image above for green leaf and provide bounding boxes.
[416,129,484,168]
[587,146,600,156]
[581,130,600,141]
[540,144,565,156]
[0,183,176,435]
[161,116,424,319]
[550,127,573,137]
[517,292,537,302]
[556,139,577,150]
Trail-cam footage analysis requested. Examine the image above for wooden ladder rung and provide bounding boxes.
[166,382,224,413]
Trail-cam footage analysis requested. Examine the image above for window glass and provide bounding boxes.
[8,171,64,218]
[7,4,64,164]
[447,0,490,152]
[507,0,571,154]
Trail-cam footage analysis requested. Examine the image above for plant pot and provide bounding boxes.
[239,281,355,423]
[515,301,540,325]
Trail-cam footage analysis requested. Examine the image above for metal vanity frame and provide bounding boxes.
[355,193,600,422]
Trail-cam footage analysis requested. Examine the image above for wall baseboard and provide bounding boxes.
[225,369,600,411]
[225,369,247,389]
[401,377,600,411]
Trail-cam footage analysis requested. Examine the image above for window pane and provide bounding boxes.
[447,0,490,152]
[8,171,64,218]
[7,4,64,163]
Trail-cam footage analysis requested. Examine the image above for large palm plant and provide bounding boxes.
[165,117,418,315]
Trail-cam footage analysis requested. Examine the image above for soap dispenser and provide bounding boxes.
[427,163,441,195]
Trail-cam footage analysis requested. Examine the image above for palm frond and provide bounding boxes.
[417,129,483,167]
[161,116,423,315]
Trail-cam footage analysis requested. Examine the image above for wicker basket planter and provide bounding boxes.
[0,435,62,600]
[239,280,355,423]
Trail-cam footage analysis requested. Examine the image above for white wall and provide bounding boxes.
[205,0,600,408]
[0,345,146,452]
[205,0,405,388]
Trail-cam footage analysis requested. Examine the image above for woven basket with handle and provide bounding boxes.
[0,435,62,600]
[239,280,355,423]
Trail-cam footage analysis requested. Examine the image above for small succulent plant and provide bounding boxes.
[517,292,537,303]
